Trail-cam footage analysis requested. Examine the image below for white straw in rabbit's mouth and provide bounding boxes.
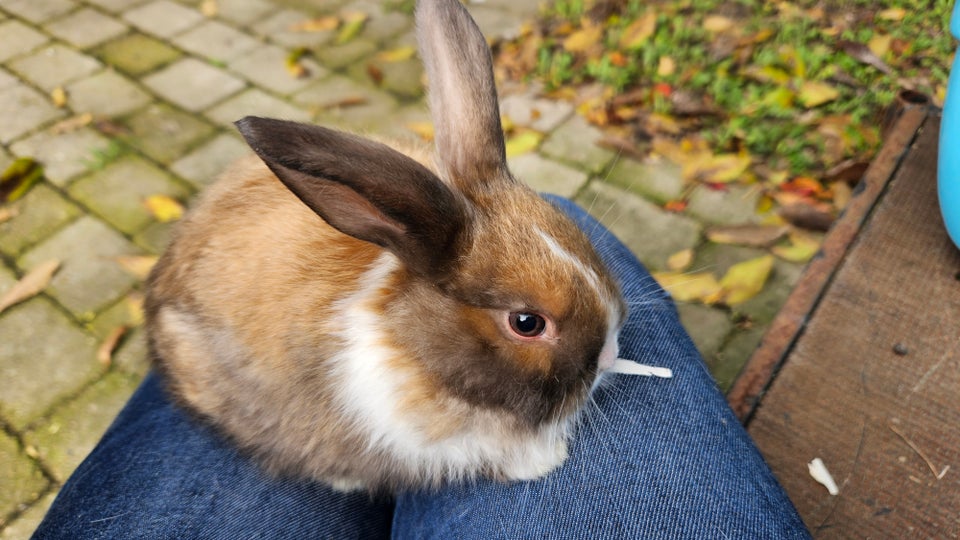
[608,359,674,378]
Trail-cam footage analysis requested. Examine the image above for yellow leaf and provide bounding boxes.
[51,113,94,135]
[200,0,218,16]
[114,255,159,280]
[51,87,67,108]
[97,325,128,367]
[657,56,675,77]
[505,130,543,157]
[713,255,775,305]
[127,292,145,326]
[285,47,310,78]
[868,34,891,59]
[563,23,603,53]
[878,7,905,21]
[376,46,416,63]
[683,153,751,183]
[406,121,435,142]
[666,249,694,271]
[0,157,44,203]
[772,233,821,263]
[618,10,656,50]
[706,225,788,247]
[0,259,60,314]
[653,272,722,303]
[143,194,185,223]
[290,15,340,32]
[703,15,734,33]
[743,65,791,85]
[336,12,368,44]
[798,81,839,108]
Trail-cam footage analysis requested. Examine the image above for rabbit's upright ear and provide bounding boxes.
[417,0,511,189]
[236,117,467,278]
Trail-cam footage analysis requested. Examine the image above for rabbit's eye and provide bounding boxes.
[509,312,546,338]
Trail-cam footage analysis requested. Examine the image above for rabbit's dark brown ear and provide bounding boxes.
[236,116,467,277]
[416,0,510,188]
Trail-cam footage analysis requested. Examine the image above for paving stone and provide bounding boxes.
[367,58,423,99]
[68,156,190,235]
[686,183,763,225]
[0,264,16,291]
[213,0,274,26]
[0,432,49,524]
[540,113,617,174]
[172,20,261,63]
[314,39,378,71]
[95,33,182,76]
[378,102,431,143]
[143,58,246,112]
[10,126,114,186]
[64,70,152,117]
[7,44,103,93]
[577,182,701,271]
[0,0,76,24]
[0,297,101,428]
[24,372,140,482]
[87,293,143,339]
[508,153,587,199]
[122,0,204,38]
[466,5,526,40]
[500,92,574,133]
[714,326,767,392]
[362,11,411,43]
[18,217,142,317]
[604,156,685,205]
[0,67,16,89]
[87,0,149,13]
[119,103,215,164]
[170,132,248,189]
[252,9,335,48]
[676,303,733,366]
[229,44,328,95]
[0,85,66,144]
[45,7,129,49]
[692,242,768,280]
[114,326,149,376]
[133,220,176,255]
[205,87,313,127]
[0,184,82,256]
[295,75,398,131]
[734,258,804,325]
[0,491,56,540]
[0,20,49,63]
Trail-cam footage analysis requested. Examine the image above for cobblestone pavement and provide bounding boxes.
[0,0,806,535]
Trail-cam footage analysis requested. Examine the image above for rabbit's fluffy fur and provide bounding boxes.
[145,0,626,492]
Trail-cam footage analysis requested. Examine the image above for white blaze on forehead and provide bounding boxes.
[534,227,606,300]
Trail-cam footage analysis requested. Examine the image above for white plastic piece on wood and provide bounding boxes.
[609,359,673,378]
[808,457,839,495]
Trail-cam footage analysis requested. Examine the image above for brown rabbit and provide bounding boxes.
[145,0,626,492]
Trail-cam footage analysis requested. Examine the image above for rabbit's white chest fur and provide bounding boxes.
[329,252,573,488]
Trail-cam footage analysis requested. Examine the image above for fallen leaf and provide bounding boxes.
[0,259,60,314]
[657,56,676,77]
[683,153,751,183]
[838,40,893,75]
[663,200,688,212]
[114,255,158,280]
[706,224,789,247]
[868,34,892,59]
[366,63,383,85]
[0,157,44,203]
[143,195,184,223]
[93,118,130,137]
[336,12,368,45]
[878,7,906,21]
[127,292,145,326]
[710,255,775,305]
[376,46,416,63]
[829,180,853,211]
[319,96,368,109]
[505,130,543,157]
[779,201,835,231]
[652,271,722,303]
[797,81,839,108]
[200,0,218,16]
[666,249,694,271]
[780,176,825,197]
[50,87,67,108]
[50,113,94,135]
[406,121,435,142]
[289,15,340,32]
[772,232,821,262]
[285,47,310,79]
[619,10,657,50]
[563,22,603,53]
[703,15,734,33]
[97,325,129,367]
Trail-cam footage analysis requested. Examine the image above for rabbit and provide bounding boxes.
[144,0,627,493]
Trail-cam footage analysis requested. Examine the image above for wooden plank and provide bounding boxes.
[747,114,960,536]
[727,105,930,421]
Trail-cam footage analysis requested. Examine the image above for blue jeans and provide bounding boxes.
[32,197,809,539]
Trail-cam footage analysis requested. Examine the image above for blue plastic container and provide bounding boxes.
[939,2,960,248]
